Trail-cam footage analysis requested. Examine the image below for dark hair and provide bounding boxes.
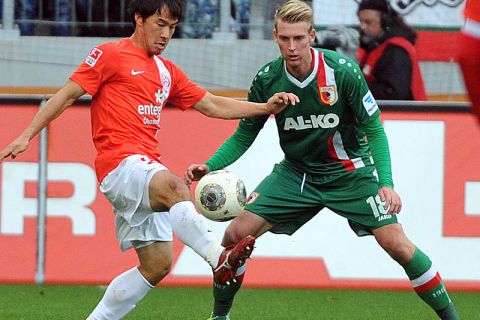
[128,0,183,28]
[390,15,417,40]
[358,0,390,13]
[358,0,417,39]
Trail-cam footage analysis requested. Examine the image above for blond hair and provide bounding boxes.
[274,0,314,31]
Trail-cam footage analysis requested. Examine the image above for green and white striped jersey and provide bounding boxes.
[241,48,381,175]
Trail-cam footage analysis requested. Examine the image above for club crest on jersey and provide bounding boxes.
[319,85,338,106]
[160,73,171,91]
[85,48,103,67]
[246,192,259,205]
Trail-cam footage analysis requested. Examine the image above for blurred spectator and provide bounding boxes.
[16,0,72,36]
[75,0,133,37]
[182,0,218,38]
[458,0,480,123]
[314,25,360,60]
[15,0,36,35]
[182,0,250,39]
[230,0,250,39]
[357,0,427,100]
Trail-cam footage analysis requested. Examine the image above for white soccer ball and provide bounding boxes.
[194,170,247,222]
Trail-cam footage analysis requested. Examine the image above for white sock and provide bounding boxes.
[170,201,224,267]
[87,266,153,320]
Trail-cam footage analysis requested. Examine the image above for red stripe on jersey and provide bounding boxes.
[316,50,327,101]
[413,272,443,294]
[326,134,356,171]
[341,158,356,171]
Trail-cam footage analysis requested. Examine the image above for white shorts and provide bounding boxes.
[100,154,173,251]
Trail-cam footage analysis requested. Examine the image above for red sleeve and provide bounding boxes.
[166,61,207,110]
[465,0,480,22]
[69,42,117,96]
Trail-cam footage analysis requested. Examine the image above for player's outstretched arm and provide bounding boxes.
[184,123,259,187]
[193,91,298,120]
[0,80,86,162]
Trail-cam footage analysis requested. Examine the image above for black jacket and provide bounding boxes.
[361,27,417,100]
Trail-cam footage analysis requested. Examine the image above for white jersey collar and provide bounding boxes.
[284,48,318,88]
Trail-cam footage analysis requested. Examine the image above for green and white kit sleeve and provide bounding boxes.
[362,117,394,188]
[205,124,260,172]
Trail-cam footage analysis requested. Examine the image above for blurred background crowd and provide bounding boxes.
[0,0,287,38]
[0,0,469,101]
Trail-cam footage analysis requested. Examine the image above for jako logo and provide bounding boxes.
[284,114,340,131]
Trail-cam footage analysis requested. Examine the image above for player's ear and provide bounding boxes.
[134,12,144,27]
[309,28,316,44]
[273,28,278,43]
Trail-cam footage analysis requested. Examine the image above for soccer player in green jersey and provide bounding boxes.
[185,1,459,319]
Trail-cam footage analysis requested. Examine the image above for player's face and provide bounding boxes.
[358,9,383,38]
[273,19,316,70]
[136,7,178,56]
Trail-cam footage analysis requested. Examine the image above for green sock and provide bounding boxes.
[404,248,459,319]
[436,303,460,320]
[212,263,245,316]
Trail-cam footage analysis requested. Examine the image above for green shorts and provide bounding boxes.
[245,161,397,236]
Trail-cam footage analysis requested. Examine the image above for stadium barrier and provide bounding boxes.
[0,96,479,291]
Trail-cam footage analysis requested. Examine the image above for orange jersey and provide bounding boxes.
[70,38,206,182]
[465,0,480,22]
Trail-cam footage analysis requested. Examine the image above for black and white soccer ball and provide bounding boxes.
[194,170,247,222]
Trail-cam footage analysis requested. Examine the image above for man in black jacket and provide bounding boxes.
[357,0,427,100]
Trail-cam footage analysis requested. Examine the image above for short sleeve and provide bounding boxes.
[69,42,117,96]
[166,62,206,109]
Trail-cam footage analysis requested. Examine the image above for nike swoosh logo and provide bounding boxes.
[131,70,145,75]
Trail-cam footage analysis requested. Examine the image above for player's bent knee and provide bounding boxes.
[374,225,415,264]
[149,171,191,210]
[166,175,189,196]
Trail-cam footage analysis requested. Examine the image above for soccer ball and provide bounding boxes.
[194,170,247,222]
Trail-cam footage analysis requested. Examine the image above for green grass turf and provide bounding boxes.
[0,284,478,319]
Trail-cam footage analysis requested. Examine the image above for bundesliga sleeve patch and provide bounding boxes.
[362,90,378,116]
[85,48,103,67]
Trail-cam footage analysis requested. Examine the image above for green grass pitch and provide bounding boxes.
[0,284,478,319]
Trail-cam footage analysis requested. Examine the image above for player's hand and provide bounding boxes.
[378,186,402,214]
[266,92,299,114]
[0,136,30,162]
[184,163,209,186]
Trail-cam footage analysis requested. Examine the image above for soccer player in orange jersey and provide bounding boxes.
[458,0,480,123]
[0,1,298,319]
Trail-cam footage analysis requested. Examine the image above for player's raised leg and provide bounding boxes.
[373,224,459,319]
[87,158,254,319]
